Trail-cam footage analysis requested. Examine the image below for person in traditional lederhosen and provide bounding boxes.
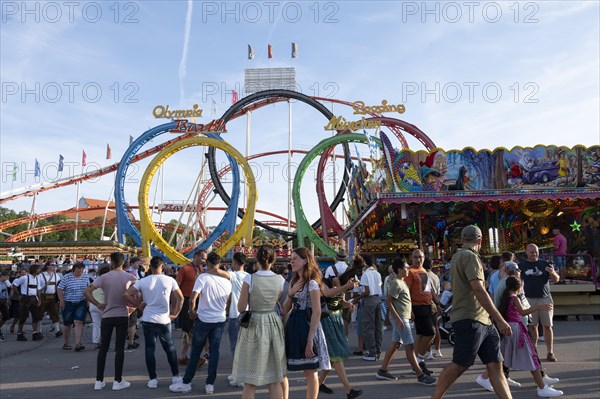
[39,260,63,338]
[11,264,44,341]
[0,270,11,341]
[8,268,26,335]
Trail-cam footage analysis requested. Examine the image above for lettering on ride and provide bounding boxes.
[158,203,197,212]
[352,100,406,115]
[153,104,203,119]
[324,116,382,132]
[168,119,227,134]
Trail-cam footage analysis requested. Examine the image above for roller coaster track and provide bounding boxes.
[0,206,296,238]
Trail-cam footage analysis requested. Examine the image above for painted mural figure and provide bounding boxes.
[454,166,478,190]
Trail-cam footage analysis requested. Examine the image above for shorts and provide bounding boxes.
[62,300,88,326]
[452,319,503,367]
[413,304,435,337]
[391,318,414,345]
[128,309,138,327]
[179,296,193,334]
[19,296,42,324]
[527,297,554,327]
[0,300,9,321]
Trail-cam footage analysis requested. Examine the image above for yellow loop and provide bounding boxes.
[138,137,257,264]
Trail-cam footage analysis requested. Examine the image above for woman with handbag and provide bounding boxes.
[283,248,331,399]
[232,245,288,399]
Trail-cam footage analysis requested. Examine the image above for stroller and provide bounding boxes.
[437,304,455,345]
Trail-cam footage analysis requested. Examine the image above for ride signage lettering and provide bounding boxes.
[324,116,382,132]
[153,104,203,119]
[352,100,406,115]
[168,119,227,134]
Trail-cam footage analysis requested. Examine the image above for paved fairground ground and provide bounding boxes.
[1,317,599,399]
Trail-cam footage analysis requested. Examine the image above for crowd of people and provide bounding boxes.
[0,231,566,398]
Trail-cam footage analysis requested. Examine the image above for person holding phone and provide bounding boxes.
[518,244,560,362]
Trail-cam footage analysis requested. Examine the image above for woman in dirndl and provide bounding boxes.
[283,248,331,399]
[318,268,363,399]
[232,245,288,399]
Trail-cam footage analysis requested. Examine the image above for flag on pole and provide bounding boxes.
[232,90,239,105]
[106,143,112,160]
[129,135,134,145]
[58,154,64,172]
[248,44,254,60]
[292,42,298,58]
[82,150,87,167]
[211,99,217,115]
[268,44,273,59]
[12,162,18,181]
[34,158,40,177]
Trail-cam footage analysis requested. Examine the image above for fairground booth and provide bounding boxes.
[341,136,600,314]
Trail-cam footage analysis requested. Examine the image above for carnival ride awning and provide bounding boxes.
[0,241,141,257]
[342,187,600,239]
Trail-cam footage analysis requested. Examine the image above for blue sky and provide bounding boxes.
[1,1,599,230]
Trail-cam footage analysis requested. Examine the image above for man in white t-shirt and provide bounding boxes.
[124,256,183,389]
[356,254,383,361]
[226,252,248,387]
[170,252,232,395]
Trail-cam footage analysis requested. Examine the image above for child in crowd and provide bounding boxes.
[498,277,563,397]
[439,281,453,309]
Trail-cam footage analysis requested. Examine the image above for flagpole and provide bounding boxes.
[287,98,292,234]
[100,175,115,241]
[74,180,80,242]
[245,110,251,210]
[27,193,37,242]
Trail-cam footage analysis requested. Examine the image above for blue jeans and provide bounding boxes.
[183,319,225,385]
[142,321,179,380]
[227,318,240,357]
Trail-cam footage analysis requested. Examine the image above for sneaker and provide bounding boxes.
[418,361,434,376]
[172,376,183,385]
[539,335,546,342]
[507,378,521,387]
[347,388,363,399]
[475,375,494,392]
[543,375,560,386]
[147,379,158,389]
[32,332,43,341]
[547,353,557,362]
[17,333,27,341]
[112,380,131,391]
[376,369,398,381]
[417,373,437,386]
[205,383,214,394]
[432,349,443,357]
[537,385,563,397]
[362,353,377,361]
[319,384,334,394]
[227,375,234,381]
[55,331,63,338]
[425,351,434,360]
[127,342,140,349]
[94,381,105,390]
[169,381,192,393]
